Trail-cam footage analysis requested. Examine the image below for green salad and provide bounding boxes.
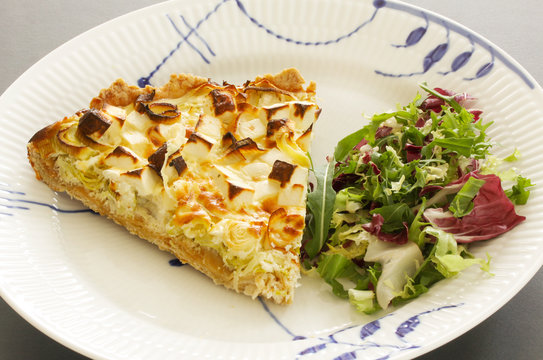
[301,84,533,314]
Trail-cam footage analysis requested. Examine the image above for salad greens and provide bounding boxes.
[302,85,533,314]
[305,159,336,259]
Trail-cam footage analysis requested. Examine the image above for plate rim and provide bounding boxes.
[1,0,542,359]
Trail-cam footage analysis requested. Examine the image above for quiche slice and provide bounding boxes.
[27,68,320,304]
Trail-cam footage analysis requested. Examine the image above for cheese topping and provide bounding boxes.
[49,77,320,281]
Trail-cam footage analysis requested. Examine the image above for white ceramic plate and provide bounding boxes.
[1,0,542,359]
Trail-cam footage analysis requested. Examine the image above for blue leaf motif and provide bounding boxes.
[0,194,95,215]
[168,258,184,267]
[298,343,327,356]
[392,13,428,48]
[393,26,427,48]
[451,50,473,72]
[475,61,494,78]
[395,315,421,338]
[138,78,150,88]
[423,43,448,72]
[360,319,381,340]
[405,26,427,47]
[373,0,386,8]
[334,351,357,360]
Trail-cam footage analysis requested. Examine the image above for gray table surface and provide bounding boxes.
[1,0,541,359]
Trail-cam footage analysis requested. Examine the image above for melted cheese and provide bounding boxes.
[52,80,320,279]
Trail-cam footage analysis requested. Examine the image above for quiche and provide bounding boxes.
[27,68,320,304]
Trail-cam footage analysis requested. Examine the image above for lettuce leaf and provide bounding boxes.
[305,158,336,258]
[505,175,533,205]
[423,226,491,277]
[448,176,486,217]
[316,253,369,298]
[334,127,370,162]
[408,198,429,248]
[371,203,414,232]
[348,289,380,314]
[364,238,424,309]
[503,148,521,162]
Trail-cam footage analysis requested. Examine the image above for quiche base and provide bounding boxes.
[27,69,318,304]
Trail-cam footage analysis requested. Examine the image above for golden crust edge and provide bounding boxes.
[89,68,315,109]
[255,67,316,93]
[26,139,298,304]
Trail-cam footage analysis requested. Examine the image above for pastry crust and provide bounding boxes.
[27,139,236,288]
[27,68,319,304]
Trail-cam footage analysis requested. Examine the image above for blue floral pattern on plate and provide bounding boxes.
[136,0,533,89]
[257,297,463,360]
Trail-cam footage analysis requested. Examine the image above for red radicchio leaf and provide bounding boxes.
[424,133,434,145]
[421,87,476,113]
[470,110,483,122]
[362,152,372,164]
[332,173,360,192]
[423,172,525,243]
[375,126,392,139]
[369,201,381,211]
[457,158,480,177]
[370,162,381,176]
[434,88,455,96]
[419,185,443,197]
[421,98,445,113]
[435,87,475,105]
[354,138,368,150]
[362,214,409,244]
[415,118,426,127]
[405,143,423,162]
